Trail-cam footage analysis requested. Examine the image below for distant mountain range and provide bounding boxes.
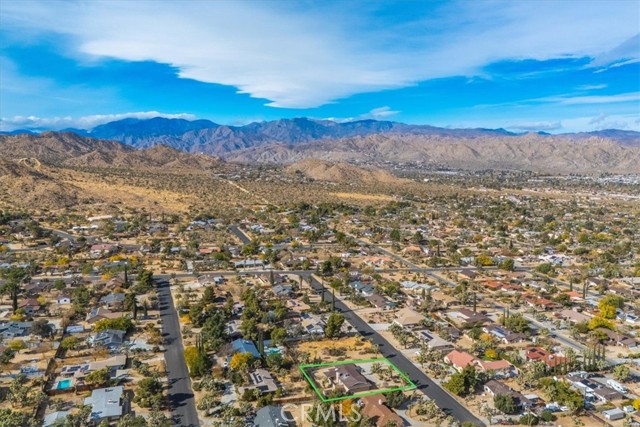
[2,117,639,173]
[0,131,222,170]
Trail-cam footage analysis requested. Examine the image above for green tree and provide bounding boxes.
[94,317,134,332]
[85,368,111,387]
[31,319,53,339]
[184,346,211,378]
[613,364,630,382]
[60,336,80,352]
[499,258,515,271]
[443,365,479,397]
[270,327,287,345]
[134,377,163,408]
[116,414,148,427]
[0,408,39,427]
[494,394,518,414]
[147,407,172,427]
[325,312,345,338]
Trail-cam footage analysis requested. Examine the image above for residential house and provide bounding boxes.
[226,320,242,339]
[393,307,426,329]
[0,321,32,339]
[593,386,625,403]
[483,380,531,412]
[444,350,477,372]
[231,339,261,358]
[523,296,562,311]
[482,324,526,344]
[475,359,517,378]
[61,355,127,381]
[239,369,279,395]
[324,364,372,394]
[286,299,310,314]
[56,295,72,305]
[367,294,395,310]
[566,374,625,403]
[18,298,43,316]
[459,269,479,280]
[86,307,120,324]
[602,408,625,421]
[559,309,591,325]
[300,314,325,337]
[43,411,71,427]
[89,329,126,350]
[415,330,455,353]
[99,293,126,309]
[253,405,292,427]
[90,244,117,258]
[350,281,375,297]
[525,347,566,370]
[83,386,124,422]
[448,308,489,327]
[271,285,293,298]
[359,395,404,427]
[400,281,432,296]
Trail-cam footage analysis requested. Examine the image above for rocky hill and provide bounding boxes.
[228,132,640,174]
[286,159,408,184]
[0,132,222,170]
[3,118,640,174]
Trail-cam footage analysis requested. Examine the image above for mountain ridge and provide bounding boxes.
[2,118,639,174]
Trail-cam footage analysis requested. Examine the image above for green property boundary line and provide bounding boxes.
[298,357,417,402]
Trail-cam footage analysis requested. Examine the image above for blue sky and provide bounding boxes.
[1,0,639,132]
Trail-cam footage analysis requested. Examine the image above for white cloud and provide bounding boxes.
[577,84,607,91]
[1,1,638,108]
[0,112,196,131]
[508,121,562,131]
[323,106,400,123]
[561,114,640,132]
[362,106,401,120]
[590,33,640,67]
[550,92,640,105]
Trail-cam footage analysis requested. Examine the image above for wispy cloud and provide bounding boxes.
[362,106,401,120]
[550,92,640,105]
[508,121,562,131]
[1,1,638,109]
[475,91,640,109]
[0,112,196,131]
[577,84,607,91]
[323,106,401,123]
[562,113,640,132]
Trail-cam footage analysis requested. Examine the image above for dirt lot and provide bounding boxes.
[298,336,379,363]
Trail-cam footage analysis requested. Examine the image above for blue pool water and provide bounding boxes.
[56,379,72,390]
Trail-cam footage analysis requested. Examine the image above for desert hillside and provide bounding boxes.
[286,158,408,184]
[229,133,640,174]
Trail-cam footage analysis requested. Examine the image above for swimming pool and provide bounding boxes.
[56,379,72,390]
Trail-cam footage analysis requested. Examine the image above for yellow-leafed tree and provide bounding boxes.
[230,352,253,371]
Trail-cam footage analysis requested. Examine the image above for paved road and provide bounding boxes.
[228,225,251,245]
[306,275,485,426]
[157,280,200,427]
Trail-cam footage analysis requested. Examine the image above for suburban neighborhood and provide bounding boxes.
[0,180,638,427]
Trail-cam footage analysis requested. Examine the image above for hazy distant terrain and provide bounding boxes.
[0,132,411,211]
[3,118,640,174]
[286,158,410,184]
[229,132,640,174]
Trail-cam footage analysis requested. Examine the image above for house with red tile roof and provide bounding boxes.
[359,395,404,427]
[525,347,566,369]
[444,350,477,371]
